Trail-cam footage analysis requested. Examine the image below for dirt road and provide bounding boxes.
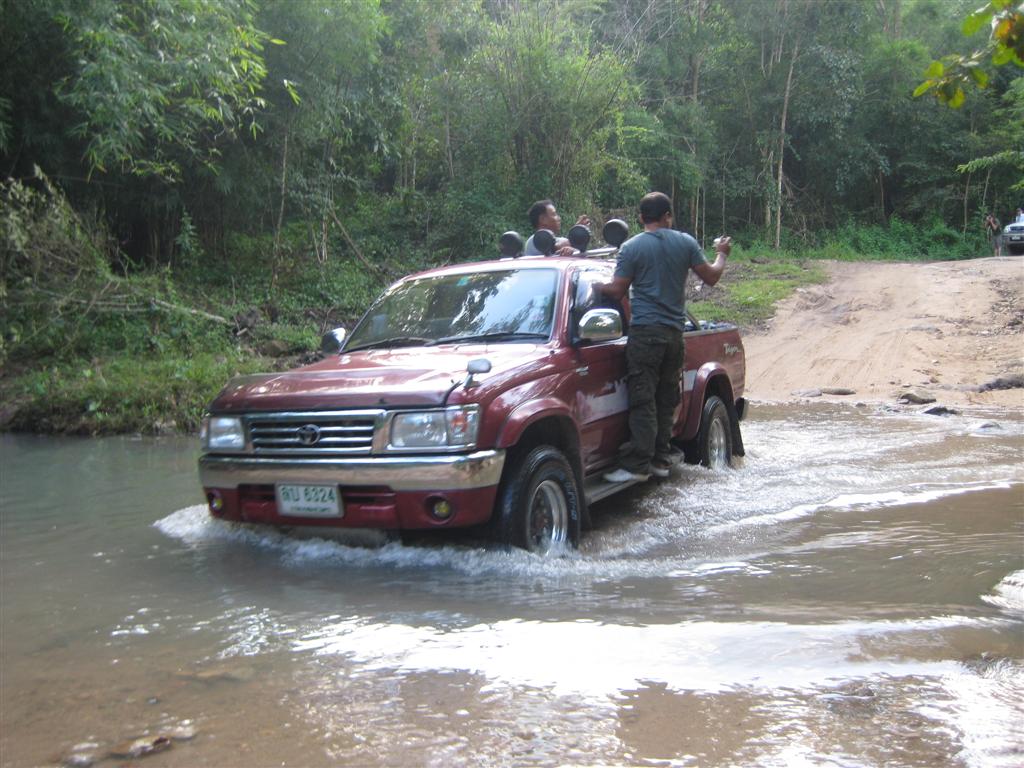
[742,257,1024,409]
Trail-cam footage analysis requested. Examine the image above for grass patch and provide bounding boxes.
[1,353,283,435]
[689,248,828,327]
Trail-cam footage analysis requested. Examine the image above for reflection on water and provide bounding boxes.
[1,404,1022,767]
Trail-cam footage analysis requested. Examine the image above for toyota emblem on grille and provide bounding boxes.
[297,424,321,446]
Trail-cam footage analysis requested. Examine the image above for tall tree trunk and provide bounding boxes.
[877,0,903,38]
[443,72,455,180]
[700,183,707,242]
[271,129,289,292]
[691,183,699,235]
[721,174,727,235]
[962,171,972,234]
[775,40,799,250]
[444,109,455,180]
[878,170,887,224]
[670,174,678,224]
[691,0,706,100]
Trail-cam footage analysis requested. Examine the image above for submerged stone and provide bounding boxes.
[108,735,172,759]
[922,405,960,416]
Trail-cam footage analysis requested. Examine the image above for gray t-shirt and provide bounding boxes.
[614,228,708,330]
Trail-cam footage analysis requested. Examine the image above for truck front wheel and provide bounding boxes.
[494,445,581,555]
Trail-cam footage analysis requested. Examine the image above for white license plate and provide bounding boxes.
[276,484,342,518]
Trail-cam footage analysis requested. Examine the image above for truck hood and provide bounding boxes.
[210,344,550,412]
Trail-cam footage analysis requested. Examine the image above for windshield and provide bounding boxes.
[345,268,559,351]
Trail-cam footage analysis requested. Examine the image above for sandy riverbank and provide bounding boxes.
[742,257,1024,409]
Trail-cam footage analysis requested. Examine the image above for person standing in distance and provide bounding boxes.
[984,212,1001,257]
[597,191,730,483]
[524,199,591,257]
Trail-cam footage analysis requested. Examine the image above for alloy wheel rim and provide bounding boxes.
[529,479,568,553]
[708,418,728,468]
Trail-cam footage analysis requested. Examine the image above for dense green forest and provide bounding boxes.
[1,0,1022,433]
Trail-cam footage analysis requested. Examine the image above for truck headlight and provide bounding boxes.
[389,406,479,449]
[201,415,246,450]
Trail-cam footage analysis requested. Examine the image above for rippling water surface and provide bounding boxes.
[1,403,1022,767]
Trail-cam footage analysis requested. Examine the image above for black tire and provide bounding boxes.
[493,445,581,555]
[693,395,733,469]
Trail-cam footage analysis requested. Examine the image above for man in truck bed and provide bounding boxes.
[597,192,731,484]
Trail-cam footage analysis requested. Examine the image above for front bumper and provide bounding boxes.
[199,449,505,530]
[199,449,505,490]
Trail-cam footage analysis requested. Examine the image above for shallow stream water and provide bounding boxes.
[1,403,1022,767]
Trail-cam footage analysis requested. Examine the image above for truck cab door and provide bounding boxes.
[569,266,629,471]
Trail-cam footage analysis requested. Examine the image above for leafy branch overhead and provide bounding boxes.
[2,0,1021,280]
[56,0,278,180]
[915,0,1024,107]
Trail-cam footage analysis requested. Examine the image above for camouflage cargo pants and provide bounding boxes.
[619,324,684,474]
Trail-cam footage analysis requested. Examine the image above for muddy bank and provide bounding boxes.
[743,257,1024,409]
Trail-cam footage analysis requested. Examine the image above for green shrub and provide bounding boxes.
[3,353,277,434]
[819,216,985,261]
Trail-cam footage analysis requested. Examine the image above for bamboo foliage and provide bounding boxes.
[0,0,1018,267]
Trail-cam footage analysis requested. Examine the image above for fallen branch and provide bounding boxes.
[327,207,386,279]
[11,287,232,325]
[148,298,232,325]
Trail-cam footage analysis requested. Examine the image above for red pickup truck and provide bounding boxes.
[199,239,746,555]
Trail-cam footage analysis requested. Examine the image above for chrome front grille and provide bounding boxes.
[247,411,384,455]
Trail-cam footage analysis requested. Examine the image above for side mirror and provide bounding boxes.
[577,308,623,342]
[602,219,629,248]
[320,327,347,355]
[499,231,524,258]
[531,229,556,256]
[465,357,492,388]
[567,224,591,252]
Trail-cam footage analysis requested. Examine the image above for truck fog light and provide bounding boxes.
[207,490,224,513]
[429,498,453,521]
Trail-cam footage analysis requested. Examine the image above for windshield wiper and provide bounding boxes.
[434,331,549,344]
[345,336,434,352]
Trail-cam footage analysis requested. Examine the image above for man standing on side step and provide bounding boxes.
[597,191,730,484]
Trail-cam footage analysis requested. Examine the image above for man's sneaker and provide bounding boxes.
[603,467,650,484]
[657,447,685,466]
[650,458,672,478]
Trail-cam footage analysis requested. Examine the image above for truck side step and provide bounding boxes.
[583,473,647,505]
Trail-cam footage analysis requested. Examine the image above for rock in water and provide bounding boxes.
[898,387,936,405]
[922,405,960,416]
[108,735,172,759]
[821,387,856,395]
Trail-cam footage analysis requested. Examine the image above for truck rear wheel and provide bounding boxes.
[688,395,733,469]
[493,445,581,555]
